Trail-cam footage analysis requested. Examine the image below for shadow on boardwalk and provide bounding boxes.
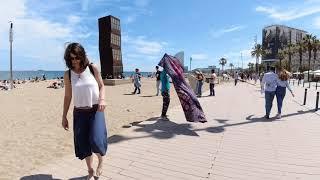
[108,109,316,144]
[20,174,62,180]
[20,174,98,180]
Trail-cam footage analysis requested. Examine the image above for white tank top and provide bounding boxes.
[70,66,99,108]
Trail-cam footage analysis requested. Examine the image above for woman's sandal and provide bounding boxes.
[96,165,103,177]
[87,169,94,180]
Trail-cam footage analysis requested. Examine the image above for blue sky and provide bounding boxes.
[1,0,320,71]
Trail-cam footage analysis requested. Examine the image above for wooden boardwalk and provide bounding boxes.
[22,81,320,180]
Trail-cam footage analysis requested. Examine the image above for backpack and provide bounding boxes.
[68,63,95,83]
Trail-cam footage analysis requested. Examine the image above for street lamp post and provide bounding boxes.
[9,22,13,90]
[241,52,243,70]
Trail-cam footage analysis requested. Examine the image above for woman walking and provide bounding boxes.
[132,68,142,94]
[275,68,294,119]
[196,71,205,97]
[62,43,107,179]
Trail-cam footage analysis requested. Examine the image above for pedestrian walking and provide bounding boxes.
[132,68,141,94]
[261,66,278,119]
[62,43,107,179]
[234,71,239,86]
[160,69,170,120]
[155,66,161,96]
[275,68,295,119]
[209,69,217,96]
[196,71,205,97]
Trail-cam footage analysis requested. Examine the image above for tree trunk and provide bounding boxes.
[288,52,292,72]
[313,50,317,70]
[299,49,302,72]
[256,57,259,75]
[308,49,311,82]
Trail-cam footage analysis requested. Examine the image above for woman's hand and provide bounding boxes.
[98,99,106,112]
[62,117,69,131]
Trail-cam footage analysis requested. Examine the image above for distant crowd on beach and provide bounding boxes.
[0,74,66,91]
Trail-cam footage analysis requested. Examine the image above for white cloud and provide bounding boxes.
[0,0,93,70]
[191,53,209,60]
[134,0,150,7]
[81,0,89,11]
[67,15,81,25]
[125,15,138,24]
[313,16,320,28]
[210,25,245,38]
[125,36,166,55]
[256,5,320,21]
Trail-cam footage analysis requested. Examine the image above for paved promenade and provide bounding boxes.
[22,81,320,180]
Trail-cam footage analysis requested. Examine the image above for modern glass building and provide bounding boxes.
[262,25,307,70]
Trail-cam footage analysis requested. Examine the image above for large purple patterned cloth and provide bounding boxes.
[158,53,207,123]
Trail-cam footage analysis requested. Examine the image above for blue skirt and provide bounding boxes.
[73,105,108,160]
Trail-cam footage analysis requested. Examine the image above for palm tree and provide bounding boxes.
[276,50,286,69]
[219,57,227,72]
[302,34,315,82]
[278,49,286,66]
[251,44,264,75]
[229,63,234,72]
[284,43,295,72]
[295,41,305,72]
[312,37,320,70]
[248,62,254,71]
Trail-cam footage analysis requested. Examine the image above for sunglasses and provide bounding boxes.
[70,56,80,61]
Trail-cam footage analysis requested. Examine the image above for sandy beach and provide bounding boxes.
[0,77,210,179]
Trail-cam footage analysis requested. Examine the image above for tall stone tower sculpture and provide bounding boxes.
[98,15,123,79]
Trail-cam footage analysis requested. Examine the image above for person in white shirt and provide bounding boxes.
[275,68,295,119]
[261,66,278,119]
[209,69,217,96]
[62,43,107,179]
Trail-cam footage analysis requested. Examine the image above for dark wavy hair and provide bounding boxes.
[64,43,89,69]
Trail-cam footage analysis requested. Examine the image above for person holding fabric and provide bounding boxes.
[160,69,171,120]
[275,68,294,119]
[155,66,161,96]
[261,66,278,119]
[132,68,141,94]
[158,54,207,123]
[62,43,107,179]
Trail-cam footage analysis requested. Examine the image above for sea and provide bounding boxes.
[0,71,154,80]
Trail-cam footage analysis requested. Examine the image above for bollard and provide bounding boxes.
[316,92,319,111]
[293,80,295,86]
[303,81,305,87]
[298,80,300,86]
[303,88,307,105]
[309,82,311,88]
[316,82,318,90]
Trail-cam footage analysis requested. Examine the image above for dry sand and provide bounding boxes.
[0,78,210,179]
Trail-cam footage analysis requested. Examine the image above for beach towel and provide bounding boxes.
[158,54,207,123]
